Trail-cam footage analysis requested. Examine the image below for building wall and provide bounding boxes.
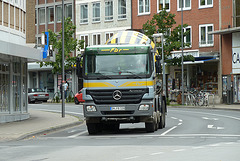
[76,0,131,48]
[222,34,232,75]
[26,0,36,44]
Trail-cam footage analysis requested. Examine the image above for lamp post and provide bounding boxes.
[181,0,184,105]
[62,0,65,118]
[153,33,166,96]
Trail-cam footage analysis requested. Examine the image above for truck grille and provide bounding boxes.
[86,88,148,104]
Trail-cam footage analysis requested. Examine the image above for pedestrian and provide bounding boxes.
[63,81,68,100]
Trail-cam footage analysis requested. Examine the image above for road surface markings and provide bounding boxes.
[161,126,177,136]
[178,122,182,125]
[173,149,186,152]
[150,152,163,155]
[124,156,139,160]
[202,117,219,121]
[68,130,88,138]
[171,117,178,120]
[207,125,224,130]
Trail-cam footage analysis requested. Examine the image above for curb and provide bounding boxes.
[16,120,84,141]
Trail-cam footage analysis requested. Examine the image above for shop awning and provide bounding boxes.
[184,56,218,64]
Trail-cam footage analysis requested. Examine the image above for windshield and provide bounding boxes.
[84,53,151,79]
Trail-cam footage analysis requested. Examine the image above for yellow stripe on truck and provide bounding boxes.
[84,82,116,88]
[118,81,154,87]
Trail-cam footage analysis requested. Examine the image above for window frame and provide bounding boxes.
[65,4,72,20]
[138,0,150,15]
[105,0,113,21]
[80,4,88,24]
[47,7,54,24]
[56,5,62,23]
[39,8,45,24]
[105,32,114,42]
[92,2,101,23]
[118,0,127,20]
[199,24,214,47]
[183,26,192,48]
[177,0,191,11]
[79,34,89,54]
[92,33,101,45]
[199,0,213,9]
[157,0,170,12]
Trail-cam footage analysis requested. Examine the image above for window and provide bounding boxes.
[39,8,45,24]
[183,26,192,47]
[158,0,170,12]
[80,4,88,24]
[105,1,113,21]
[47,7,54,23]
[199,24,214,47]
[178,0,191,10]
[105,32,114,42]
[199,0,213,8]
[118,0,126,19]
[35,9,37,25]
[138,0,150,15]
[92,2,100,22]
[56,5,62,22]
[92,33,101,45]
[80,35,89,54]
[65,4,72,20]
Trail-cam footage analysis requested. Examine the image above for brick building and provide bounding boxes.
[132,0,222,104]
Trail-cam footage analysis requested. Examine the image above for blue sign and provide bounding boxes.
[43,32,49,59]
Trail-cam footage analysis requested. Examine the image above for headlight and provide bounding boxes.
[86,105,96,112]
[139,104,149,111]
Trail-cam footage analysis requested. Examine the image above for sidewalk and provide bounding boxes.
[0,109,83,142]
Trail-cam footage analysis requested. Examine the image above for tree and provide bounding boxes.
[142,9,194,66]
[39,17,84,74]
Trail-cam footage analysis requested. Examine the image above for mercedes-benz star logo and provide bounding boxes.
[113,90,122,100]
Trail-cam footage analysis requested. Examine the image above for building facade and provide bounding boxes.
[76,0,131,49]
[0,0,41,123]
[28,0,77,99]
[211,0,240,104]
[132,0,221,104]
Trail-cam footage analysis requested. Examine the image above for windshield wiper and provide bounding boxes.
[121,71,142,79]
[94,73,112,79]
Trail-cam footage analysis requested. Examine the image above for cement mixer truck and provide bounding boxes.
[77,31,167,134]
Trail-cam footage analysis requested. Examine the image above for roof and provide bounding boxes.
[209,27,240,35]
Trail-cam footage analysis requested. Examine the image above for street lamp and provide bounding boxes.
[153,33,166,96]
[181,0,184,105]
[62,0,65,117]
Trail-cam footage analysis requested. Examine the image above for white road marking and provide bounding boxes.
[150,152,163,155]
[171,117,178,120]
[161,126,177,136]
[202,117,219,121]
[68,130,88,138]
[207,125,224,130]
[173,149,185,152]
[178,122,182,126]
[124,156,139,160]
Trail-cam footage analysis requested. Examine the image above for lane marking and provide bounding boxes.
[150,152,163,155]
[161,126,177,136]
[178,123,182,126]
[202,117,219,121]
[171,117,178,120]
[124,156,139,160]
[68,130,88,138]
[173,149,185,152]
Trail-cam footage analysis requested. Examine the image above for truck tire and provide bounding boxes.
[87,123,100,135]
[159,98,166,129]
[145,122,155,133]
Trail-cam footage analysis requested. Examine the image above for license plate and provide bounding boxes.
[40,95,45,96]
[110,107,125,110]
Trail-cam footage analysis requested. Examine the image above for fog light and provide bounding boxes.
[86,105,96,112]
[139,104,149,111]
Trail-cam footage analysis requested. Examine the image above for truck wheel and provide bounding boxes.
[87,123,99,135]
[159,99,166,129]
[145,122,155,133]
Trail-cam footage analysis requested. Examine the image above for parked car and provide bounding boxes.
[28,88,49,103]
[74,90,85,104]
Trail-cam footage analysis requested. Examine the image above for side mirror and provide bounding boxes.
[76,56,83,78]
[155,55,162,74]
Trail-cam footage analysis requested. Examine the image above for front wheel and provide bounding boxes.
[86,123,100,135]
[74,97,79,104]
[159,99,166,129]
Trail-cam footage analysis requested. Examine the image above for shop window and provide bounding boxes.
[0,63,10,112]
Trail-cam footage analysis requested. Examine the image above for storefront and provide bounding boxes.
[167,50,220,103]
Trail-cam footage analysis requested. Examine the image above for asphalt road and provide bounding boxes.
[1,103,239,161]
